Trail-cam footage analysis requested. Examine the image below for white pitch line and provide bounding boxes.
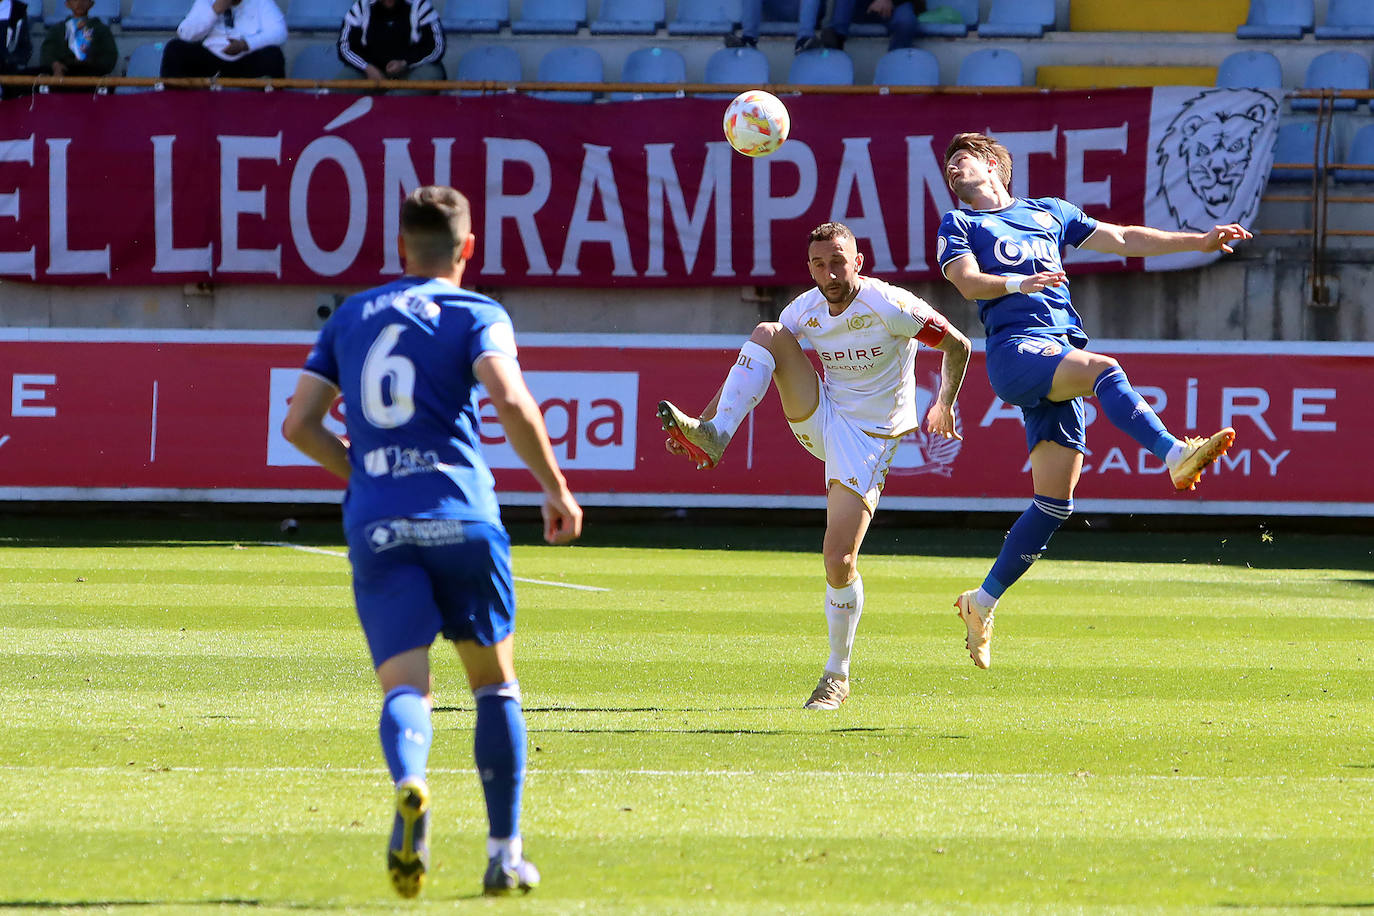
[261,540,608,592]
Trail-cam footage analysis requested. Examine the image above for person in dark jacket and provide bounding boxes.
[40,0,117,77]
[336,0,444,94]
[0,0,34,89]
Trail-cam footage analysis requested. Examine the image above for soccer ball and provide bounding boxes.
[723,90,790,158]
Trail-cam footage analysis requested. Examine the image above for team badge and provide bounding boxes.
[1033,212,1057,230]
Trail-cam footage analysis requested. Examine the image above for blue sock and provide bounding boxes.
[982,496,1073,599]
[474,682,526,841]
[1093,367,1179,461]
[379,685,432,785]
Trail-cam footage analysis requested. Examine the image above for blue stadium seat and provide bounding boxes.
[38,0,118,24]
[510,0,586,34]
[1333,123,1374,183]
[286,0,351,31]
[116,40,164,92]
[122,0,190,30]
[589,0,665,35]
[788,48,853,85]
[1316,0,1374,40]
[917,0,977,37]
[758,0,807,37]
[872,48,939,86]
[1290,51,1369,111]
[441,0,509,33]
[668,0,738,36]
[609,46,686,101]
[1216,50,1283,89]
[532,45,602,102]
[1237,0,1313,39]
[956,48,1024,87]
[1269,121,1326,182]
[454,44,521,92]
[978,0,1055,38]
[291,42,340,80]
[701,46,769,97]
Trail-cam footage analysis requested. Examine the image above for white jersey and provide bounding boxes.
[779,275,950,437]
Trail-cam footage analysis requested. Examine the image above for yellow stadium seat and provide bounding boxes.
[1069,0,1248,32]
[1036,66,1218,88]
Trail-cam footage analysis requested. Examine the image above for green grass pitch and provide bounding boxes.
[2,515,1371,914]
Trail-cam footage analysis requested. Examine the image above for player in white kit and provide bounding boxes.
[659,222,971,710]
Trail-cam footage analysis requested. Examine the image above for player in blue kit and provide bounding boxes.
[937,132,1247,669]
[282,185,583,898]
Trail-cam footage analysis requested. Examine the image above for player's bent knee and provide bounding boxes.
[748,322,785,347]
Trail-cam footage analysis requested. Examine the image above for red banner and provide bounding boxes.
[0,330,1367,515]
[0,90,1166,287]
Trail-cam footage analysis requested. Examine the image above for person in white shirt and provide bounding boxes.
[161,0,286,78]
[658,221,971,710]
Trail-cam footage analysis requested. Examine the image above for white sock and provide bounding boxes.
[974,587,998,610]
[824,575,864,677]
[487,834,522,864]
[1165,441,1186,468]
[711,341,775,439]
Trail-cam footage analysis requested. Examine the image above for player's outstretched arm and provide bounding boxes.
[475,354,583,545]
[926,324,971,440]
[282,373,351,481]
[1080,222,1253,258]
[942,254,1066,301]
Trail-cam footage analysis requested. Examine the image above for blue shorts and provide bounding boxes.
[986,334,1087,455]
[346,517,515,668]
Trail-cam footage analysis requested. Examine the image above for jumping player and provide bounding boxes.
[283,186,582,898]
[659,221,971,710]
[937,131,1245,669]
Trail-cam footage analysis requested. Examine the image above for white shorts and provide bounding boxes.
[788,384,903,513]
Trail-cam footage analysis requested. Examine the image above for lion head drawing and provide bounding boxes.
[1156,89,1279,232]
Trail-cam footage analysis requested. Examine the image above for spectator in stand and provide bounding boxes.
[815,0,924,51]
[728,0,827,53]
[0,0,34,92]
[336,0,444,93]
[40,0,117,77]
[161,0,287,79]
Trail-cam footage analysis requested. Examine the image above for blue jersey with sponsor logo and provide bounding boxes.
[302,276,516,530]
[936,197,1098,348]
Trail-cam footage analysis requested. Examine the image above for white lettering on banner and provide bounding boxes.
[0,135,36,278]
[152,135,214,273]
[265,368,347,466]
[644,141,734,278]
[831,138,895,273]
[46,139,111,277]
[380,138,453,276]
[478,371,638,470]
[12,374,57,417]
[752,141,817,276]
[1221,386,1276,441]
[994,128,1058,200]
[904,135,957,272]
[1292,388,1336,432]
[219,134,283,276]
[483,138,553,276]
[289,137,368,277]
[1063,125,1128,267]
[559,144,635,277]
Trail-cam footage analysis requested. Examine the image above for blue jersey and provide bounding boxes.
[936,197,1099,348]
[302,276,517,531]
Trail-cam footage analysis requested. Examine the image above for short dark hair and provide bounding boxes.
[808,222,855,246]
[944,132,1013,188]
[400,186,471,266]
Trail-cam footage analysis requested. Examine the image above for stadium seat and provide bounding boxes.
[290,42,339,81]
[1215,50,1283,89]
[531,45,602,102]
[121,0,190,30]
[1333,123,1374,183]
[1236,0,1313,39]
[116,40,164,91]
[1290,51,1369,111]
[441,0,509,33]
[978,0,1055,38]
[454,44,521,93]
[872,48,939,87]
[1316,0,1374,40]
[285,0,351,31]
[758,0,809,37]
[38,0,117,24]
[510,0,587,34]
[609,46,686,101]
[668,0,738,36]
[588,0,665,35]
[917,0,977,37]
[788,48,853,86]
[1269,121,1326,182]
[702,46,769,97]
[957,48,1025,87]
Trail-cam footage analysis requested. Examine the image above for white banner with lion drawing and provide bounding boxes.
[1143,88,1282,272]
